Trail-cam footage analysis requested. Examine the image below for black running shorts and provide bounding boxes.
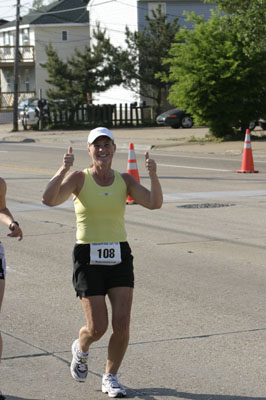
[0,242,6,280]
[72,241,134,297]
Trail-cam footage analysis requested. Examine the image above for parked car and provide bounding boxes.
[257,118,266,130]
[18,98,49,129]
[18,97,39,112]
[156,108,194,129]
[245,118,266,131]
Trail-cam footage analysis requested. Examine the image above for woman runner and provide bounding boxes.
[0,177,23,400]
[42,127,163,398]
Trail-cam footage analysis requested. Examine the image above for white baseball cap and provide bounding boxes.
[87,127,115,144]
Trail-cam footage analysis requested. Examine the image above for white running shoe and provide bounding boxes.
[70,339,89,382]
[102,373,126,398]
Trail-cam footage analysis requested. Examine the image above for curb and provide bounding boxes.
[0,136,36,143]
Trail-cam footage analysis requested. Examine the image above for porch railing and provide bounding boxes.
[0,91,36,108]
[0,46,35,63]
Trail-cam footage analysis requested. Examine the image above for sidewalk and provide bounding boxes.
[1,123,266,156]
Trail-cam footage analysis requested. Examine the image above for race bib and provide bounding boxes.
[90,242,121,265]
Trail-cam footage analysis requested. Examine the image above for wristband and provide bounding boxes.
[9,221,19,230]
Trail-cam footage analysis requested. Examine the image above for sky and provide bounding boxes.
[0,0,51,22]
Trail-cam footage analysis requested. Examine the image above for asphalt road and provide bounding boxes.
[1,139,266,399]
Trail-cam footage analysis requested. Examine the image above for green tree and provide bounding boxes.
[117,5,180,115]
[68,28,123,105]
[41,44,74,103]
[205,0,266,54]
[163,11,266,137]
[41,27,123,106]
[208,0,253,12]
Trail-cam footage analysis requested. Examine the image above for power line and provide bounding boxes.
[2,2,216,47]
[24,5,88,16]
[115,0,190,20]
[2,0,209,23]
[88,0,116,6]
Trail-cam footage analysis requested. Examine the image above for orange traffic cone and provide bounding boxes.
[237,129,258,173]
[126,142,140,204]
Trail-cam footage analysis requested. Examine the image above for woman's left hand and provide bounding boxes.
[145,152,157,176]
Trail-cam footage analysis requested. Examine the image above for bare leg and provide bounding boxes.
[79,295,108,353]
[0,280,5,397]
[105,287,133,374]
[0,280,5,361]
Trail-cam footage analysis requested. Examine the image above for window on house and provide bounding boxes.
[148,2,166,17]
[21,28,30,45]
[25,79,30,92]
[6,72,11,91]
[62,31,68,41]
[3,32,11,55]
[24,69,30,91]
[3,32,11,45]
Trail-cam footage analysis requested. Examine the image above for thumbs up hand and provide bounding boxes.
[63,146,74,171]
[145,152,157,176]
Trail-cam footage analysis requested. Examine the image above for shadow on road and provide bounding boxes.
[126,388,266,400]
[6,396,42,400]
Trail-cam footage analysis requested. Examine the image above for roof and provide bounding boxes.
[2,0,89,28]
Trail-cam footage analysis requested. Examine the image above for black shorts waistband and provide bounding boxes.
[73,242,131,259]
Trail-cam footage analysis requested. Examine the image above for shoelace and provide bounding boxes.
[77,360,87,373]
[76,350,88,372]
[106,374,120,388]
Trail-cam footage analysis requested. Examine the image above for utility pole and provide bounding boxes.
[13,0,20,131]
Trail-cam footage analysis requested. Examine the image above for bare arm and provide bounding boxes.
[42,146,82,207]
[123,152,163,210]
[0,178,23,240]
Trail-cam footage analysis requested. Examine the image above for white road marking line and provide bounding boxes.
[158,163,231,172]
[164,190,266,201]
[6,266,16,272]
[0,164,53,174]
[8,200,74,212]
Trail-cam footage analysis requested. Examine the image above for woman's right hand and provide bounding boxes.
[42,146,76,207]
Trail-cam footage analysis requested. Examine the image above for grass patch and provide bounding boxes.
[188,134,223,143]
[163,133,224,143]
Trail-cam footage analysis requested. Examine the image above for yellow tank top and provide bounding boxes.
[74,169,127,244]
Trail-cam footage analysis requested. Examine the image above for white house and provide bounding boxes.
[0,0,90,109]
[87,0,217,107]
